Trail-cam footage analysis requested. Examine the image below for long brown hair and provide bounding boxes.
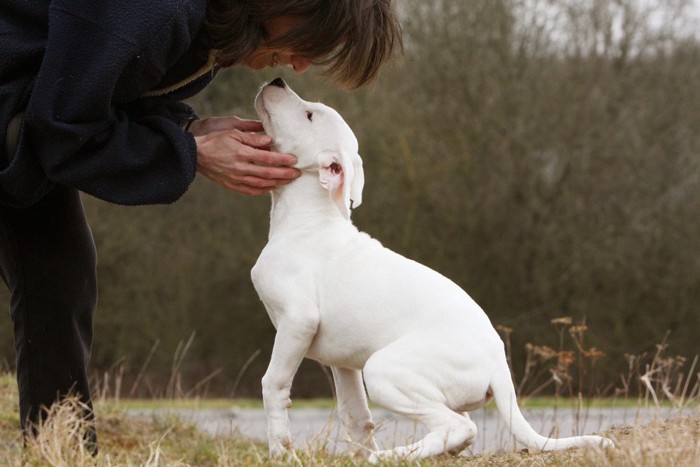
[202,0,402,89]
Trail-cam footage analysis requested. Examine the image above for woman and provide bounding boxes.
[0,0,401,446]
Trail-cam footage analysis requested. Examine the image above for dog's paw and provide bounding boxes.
[367,451,381,464]
[599,437,615,450]
[268,436,298,460]
[368,449,398,464]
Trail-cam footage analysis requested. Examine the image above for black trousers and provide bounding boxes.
[0,185,96,442]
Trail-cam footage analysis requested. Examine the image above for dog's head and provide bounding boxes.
[254,78,364,219]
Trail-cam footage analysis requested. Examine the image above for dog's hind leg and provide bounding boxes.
[366,402,477,462]
[332,367,379,456]
[363,345,478,462]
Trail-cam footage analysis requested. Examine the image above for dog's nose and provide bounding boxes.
[269,78,286,88]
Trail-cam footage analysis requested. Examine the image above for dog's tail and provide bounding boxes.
[489,355,613,451]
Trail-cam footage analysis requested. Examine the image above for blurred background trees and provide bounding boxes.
[1,0,698,397]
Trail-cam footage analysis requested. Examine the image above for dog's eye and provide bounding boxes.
[306,111,313,122]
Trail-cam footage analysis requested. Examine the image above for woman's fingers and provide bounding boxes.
[195,129,300,196]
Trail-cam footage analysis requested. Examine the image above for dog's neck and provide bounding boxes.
[267,171,350,238]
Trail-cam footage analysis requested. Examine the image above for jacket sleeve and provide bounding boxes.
[18,0,207,205]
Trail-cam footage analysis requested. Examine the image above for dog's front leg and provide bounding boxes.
[262,314,319,458]
[332,367,379,456]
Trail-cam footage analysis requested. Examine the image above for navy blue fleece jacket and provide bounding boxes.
[0,0,218,207]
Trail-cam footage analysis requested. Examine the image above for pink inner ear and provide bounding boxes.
[330,162,342,175]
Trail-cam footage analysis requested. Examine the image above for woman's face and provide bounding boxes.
[242,16,313,73]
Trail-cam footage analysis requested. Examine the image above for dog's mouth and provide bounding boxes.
[255,97,271,129]
[254,97,284,154]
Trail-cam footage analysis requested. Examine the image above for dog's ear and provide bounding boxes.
[317,150,364,219]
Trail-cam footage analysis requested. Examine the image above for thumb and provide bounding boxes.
[233,118,265,133]
[233,131,272,148]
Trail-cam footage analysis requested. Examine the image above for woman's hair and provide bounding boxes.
[202,0,402,89]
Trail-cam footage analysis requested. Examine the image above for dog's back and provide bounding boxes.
[297,224,502,368]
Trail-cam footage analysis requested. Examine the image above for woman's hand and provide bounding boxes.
[187,115,263,136]
[190,116,300,196]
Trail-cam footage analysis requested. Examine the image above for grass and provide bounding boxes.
[117,395,666,411]
[1,373,698,466]
[119,397,338,411]
[2,320,697,465]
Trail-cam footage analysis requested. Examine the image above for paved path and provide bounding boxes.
[127,405,694,455]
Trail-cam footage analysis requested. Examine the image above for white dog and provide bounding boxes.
[251,78,613,461]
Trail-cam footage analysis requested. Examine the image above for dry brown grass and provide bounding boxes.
[449,416,699,467]
[1,372,698,466]
[2,318,697,465]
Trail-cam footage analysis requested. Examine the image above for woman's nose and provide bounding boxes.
[290,55,312,73]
